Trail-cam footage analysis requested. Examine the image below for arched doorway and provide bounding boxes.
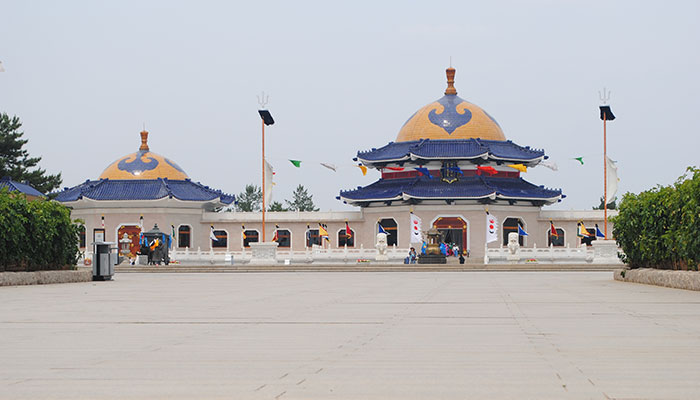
[433,217,467,255]
[117,225,142,257]
[503,217,525,246]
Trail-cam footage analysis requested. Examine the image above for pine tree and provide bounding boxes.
[0,113,62,194]
[593,196,617,210]
[285,185,319,211]
[268,201,287,212]
[235,184,262,212]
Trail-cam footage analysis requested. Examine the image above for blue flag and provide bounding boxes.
[378,224,388,234]
[595,224,605,238]
[518,225,529,236]
[448,166,464,175]
[415,167,433,179]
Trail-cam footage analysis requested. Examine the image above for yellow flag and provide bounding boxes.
[507,164,527,173]
[319,225,329,237]
[357,165,368,176]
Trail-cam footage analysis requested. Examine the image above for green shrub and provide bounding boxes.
[0,188,81,271]
[612,167,700,270]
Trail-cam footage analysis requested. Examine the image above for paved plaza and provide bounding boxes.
[1,272,699,399]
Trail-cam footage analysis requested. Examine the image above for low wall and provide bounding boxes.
[0,269,92,287]
[614,268,700,291]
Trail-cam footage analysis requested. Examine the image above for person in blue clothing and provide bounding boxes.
[409,247,417,264]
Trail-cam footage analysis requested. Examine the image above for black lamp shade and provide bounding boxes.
[599,105,615,121]
[258,110,275,126]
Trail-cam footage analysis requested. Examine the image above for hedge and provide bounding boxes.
[0,188,81,271]
[611,167,700,270]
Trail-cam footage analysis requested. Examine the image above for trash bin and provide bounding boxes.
[92,241,118,281]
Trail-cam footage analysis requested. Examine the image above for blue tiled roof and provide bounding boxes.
[0,176,45,197]
[356,141,417,162]
[339,176,561,205]
[54,178,235,204]
[356,139,545,164]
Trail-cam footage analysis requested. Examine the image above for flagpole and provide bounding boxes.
[603,112,607,240]
[262,118,266,242]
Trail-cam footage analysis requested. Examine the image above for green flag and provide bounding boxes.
[573,157,584,165]
[289,159,302,168]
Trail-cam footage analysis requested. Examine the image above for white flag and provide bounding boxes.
[486,213,498,244]
[209,226,218,241]
[410,213,423,243]
[264,159,274,206]
[320,162,337,172]
[606,156,618,204]
[539,160,558,171]
[0,61,5,72]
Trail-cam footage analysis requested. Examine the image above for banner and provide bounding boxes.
[264,160,274,206]
[486,212,498,244]
[410,213,423,243]
[606,156,618,204]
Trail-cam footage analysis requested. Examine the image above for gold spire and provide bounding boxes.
[445,67,457,95]
[139,130,149,151]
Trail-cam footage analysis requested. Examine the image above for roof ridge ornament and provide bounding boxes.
[139,129,149,151]
[445,67,457,95]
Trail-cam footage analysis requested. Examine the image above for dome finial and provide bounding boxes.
[445,67,457,95]
[139,129,149,151]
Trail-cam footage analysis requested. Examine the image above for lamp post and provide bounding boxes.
[258,94,275,242]
[599,88,615,239]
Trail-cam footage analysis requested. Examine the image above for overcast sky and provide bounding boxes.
[1,0,698,211]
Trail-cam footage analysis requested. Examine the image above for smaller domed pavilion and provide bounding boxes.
[56,130,234,258]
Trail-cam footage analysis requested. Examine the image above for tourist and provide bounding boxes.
[409,247,417,264]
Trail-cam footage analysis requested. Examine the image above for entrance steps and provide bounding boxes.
[115,263,619,273]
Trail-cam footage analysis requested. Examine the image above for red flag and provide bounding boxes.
[476,166,498,176]
[272,224,279,242]
[549,221,558,237]
[345,221,352,239]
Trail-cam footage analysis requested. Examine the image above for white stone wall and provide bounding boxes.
[65,198,617,263]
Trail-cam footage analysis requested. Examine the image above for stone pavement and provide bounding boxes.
[1,272,699,399]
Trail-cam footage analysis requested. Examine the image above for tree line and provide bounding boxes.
[612,167,699,270]
[234,184,319,212]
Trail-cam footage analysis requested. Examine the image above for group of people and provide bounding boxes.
[405,242,469,264]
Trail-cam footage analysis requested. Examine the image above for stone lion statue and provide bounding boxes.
[376,232,388,261]
[507,232,520,255]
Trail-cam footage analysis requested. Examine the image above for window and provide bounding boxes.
[276,229,291,248]
[502,217,525,246]
[306,229,321,247]
[178,225,191,248]
[93,228,105,243]
[78,225,86,248]
[547,228,565,247]
[243,230,259,248]
[338,229,355,247]
[212,230,228,248]
[379,218,398,246]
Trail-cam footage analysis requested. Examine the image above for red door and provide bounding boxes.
[117,225,142,257]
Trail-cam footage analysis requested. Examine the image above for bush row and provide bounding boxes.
[0,189,81,271]
[612,167,700,270]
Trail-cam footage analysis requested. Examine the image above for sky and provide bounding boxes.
[1,0,698,211]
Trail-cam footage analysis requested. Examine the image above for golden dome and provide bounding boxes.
[396,68,506,142]
[99,130,189,180]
